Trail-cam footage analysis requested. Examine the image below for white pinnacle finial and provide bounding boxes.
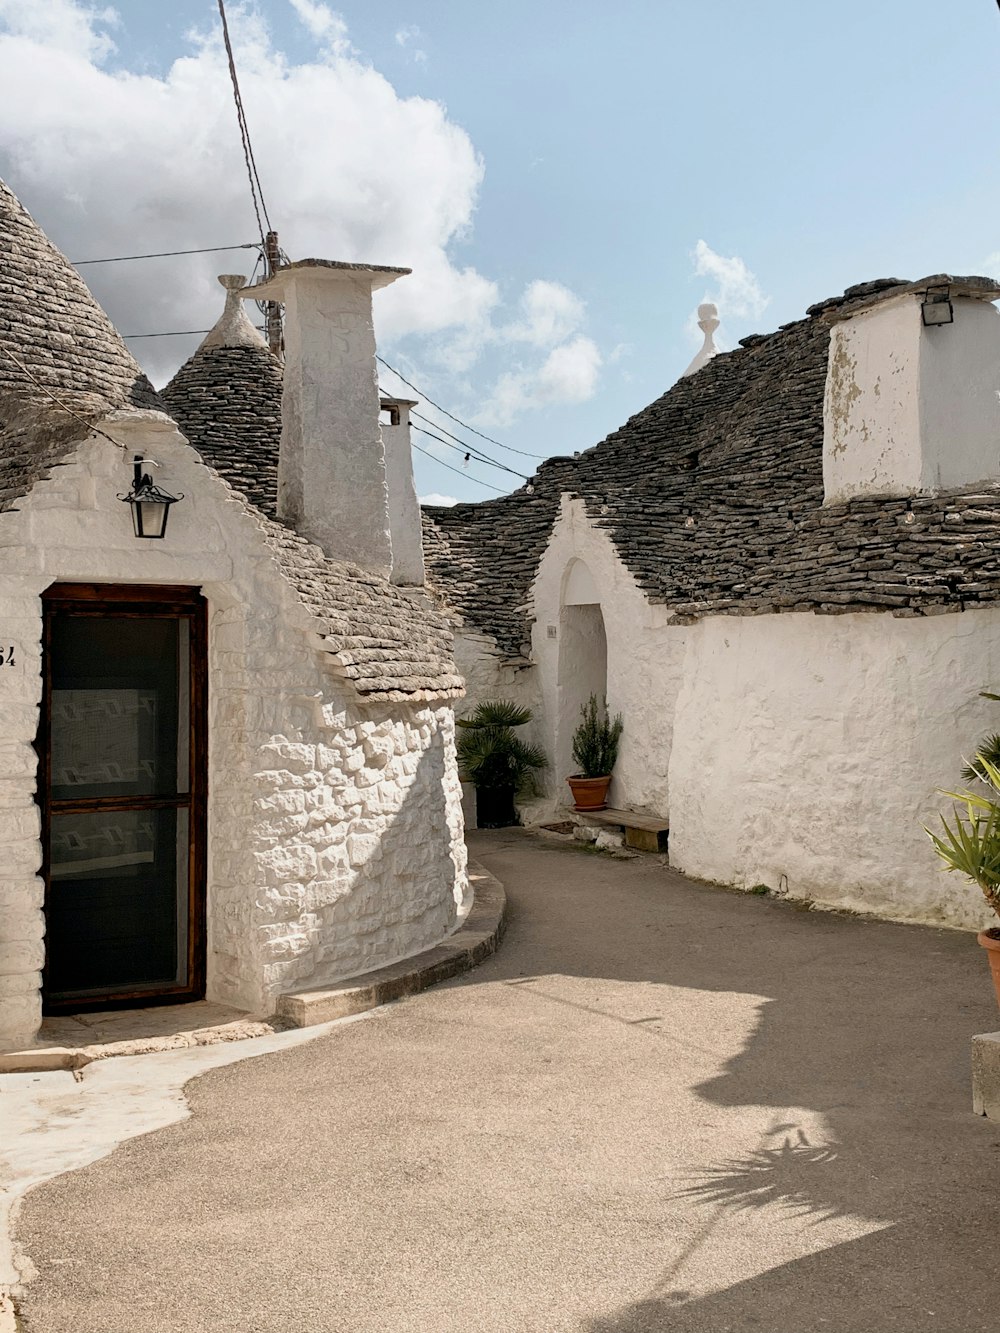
[198,274,268,351]
[681,301,720,378]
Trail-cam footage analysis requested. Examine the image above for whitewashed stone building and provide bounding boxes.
[0,179,467,1053]
[423,276,1000,932]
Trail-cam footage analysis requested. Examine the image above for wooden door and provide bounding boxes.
[38,584,207,1011]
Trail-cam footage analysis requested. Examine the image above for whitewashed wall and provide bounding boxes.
[0,415,467,1052]
[531,496,686,816]
[668,609,1000,930]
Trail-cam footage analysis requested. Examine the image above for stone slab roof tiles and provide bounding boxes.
[161,319,283,516]
[0,178,160,512]
[423,277,1000,657]
[0,179,460,702]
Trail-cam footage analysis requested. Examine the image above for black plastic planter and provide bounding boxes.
[475,785,518,829]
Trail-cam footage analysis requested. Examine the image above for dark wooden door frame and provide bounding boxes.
[37,583,208,1012]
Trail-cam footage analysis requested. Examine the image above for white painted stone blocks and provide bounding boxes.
[0,428,468,1051]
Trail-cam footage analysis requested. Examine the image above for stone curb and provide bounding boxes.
[0,1018,285,1076]
[274,860,507,1027]
[0,861,506,1073]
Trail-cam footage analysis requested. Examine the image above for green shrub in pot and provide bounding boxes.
[567,694,623,812]
[456,700,547,828]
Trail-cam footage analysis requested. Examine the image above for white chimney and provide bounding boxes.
[245,259,409,577]
[823,276,1000,504]
[379,396,425,586]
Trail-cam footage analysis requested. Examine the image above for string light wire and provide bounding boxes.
[376,354,544,460]
[0,344,126,451]
[410,439,506,493]
[410,423,528,482]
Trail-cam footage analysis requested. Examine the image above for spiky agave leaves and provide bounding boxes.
[960,733,1000,785]
[455,699,547,793]
[925,752,1000,919]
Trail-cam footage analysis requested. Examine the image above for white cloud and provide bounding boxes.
[418,492,458,507]
[394,24,426,63]
[478,336,602,427]
[502,280,585,347]
[0,0,117,61]
[692,239,769,324]
[288,0,350,52]
[0,1,599,426]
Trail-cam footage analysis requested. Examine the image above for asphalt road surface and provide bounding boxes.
[15,829,1000,1332]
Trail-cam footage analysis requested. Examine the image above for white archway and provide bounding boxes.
[556,560,608,785]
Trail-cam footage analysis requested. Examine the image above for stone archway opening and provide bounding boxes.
[556,559,608,788]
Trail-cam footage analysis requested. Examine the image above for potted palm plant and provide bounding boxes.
[567,694,623,812]
[456,700,547,829]
[925,751,1000,1009]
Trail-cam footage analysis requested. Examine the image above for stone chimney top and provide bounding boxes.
[246,258,411,300]
[199,274,267,351]
[682,302,720,378]
[240,259,410,578]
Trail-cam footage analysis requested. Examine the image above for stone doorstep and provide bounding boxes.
[275,865,507,1027]
[0,863,507,1074]
[0,1016,284,1076]
[972,1031,1000,1120]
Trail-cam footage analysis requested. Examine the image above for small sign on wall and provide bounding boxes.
[547,625,557,640]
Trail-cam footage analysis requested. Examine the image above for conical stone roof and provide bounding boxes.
[0,177,159,511]
[0,184,461,700]
[160,275,282,515]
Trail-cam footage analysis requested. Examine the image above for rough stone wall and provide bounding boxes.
[668,609,1000,930]
[0,423,466,1051]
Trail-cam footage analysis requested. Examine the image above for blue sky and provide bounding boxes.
[2,1,1000,502]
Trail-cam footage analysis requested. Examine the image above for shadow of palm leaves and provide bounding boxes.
[679,1127,846,1224]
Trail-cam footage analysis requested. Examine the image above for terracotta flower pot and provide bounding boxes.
[978,928,1000,1010]
[568,775,612,812]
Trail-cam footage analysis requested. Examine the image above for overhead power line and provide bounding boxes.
[217,0,272,246]
[123,327,265,339]
[410,439,505,493]
[72,244,259,266]
[376,354,545,460]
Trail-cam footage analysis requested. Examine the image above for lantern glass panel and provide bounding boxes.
[134,499,170,539]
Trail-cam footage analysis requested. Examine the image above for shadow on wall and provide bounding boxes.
[467,834,999,1333]
[293,712,465,990]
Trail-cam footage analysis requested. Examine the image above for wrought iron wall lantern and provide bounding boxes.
[921,283,954,328]
[119,455,183,539]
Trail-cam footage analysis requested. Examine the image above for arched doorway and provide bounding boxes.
[556,559,608,786]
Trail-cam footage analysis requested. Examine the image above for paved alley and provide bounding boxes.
[12,831,1000,1332]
